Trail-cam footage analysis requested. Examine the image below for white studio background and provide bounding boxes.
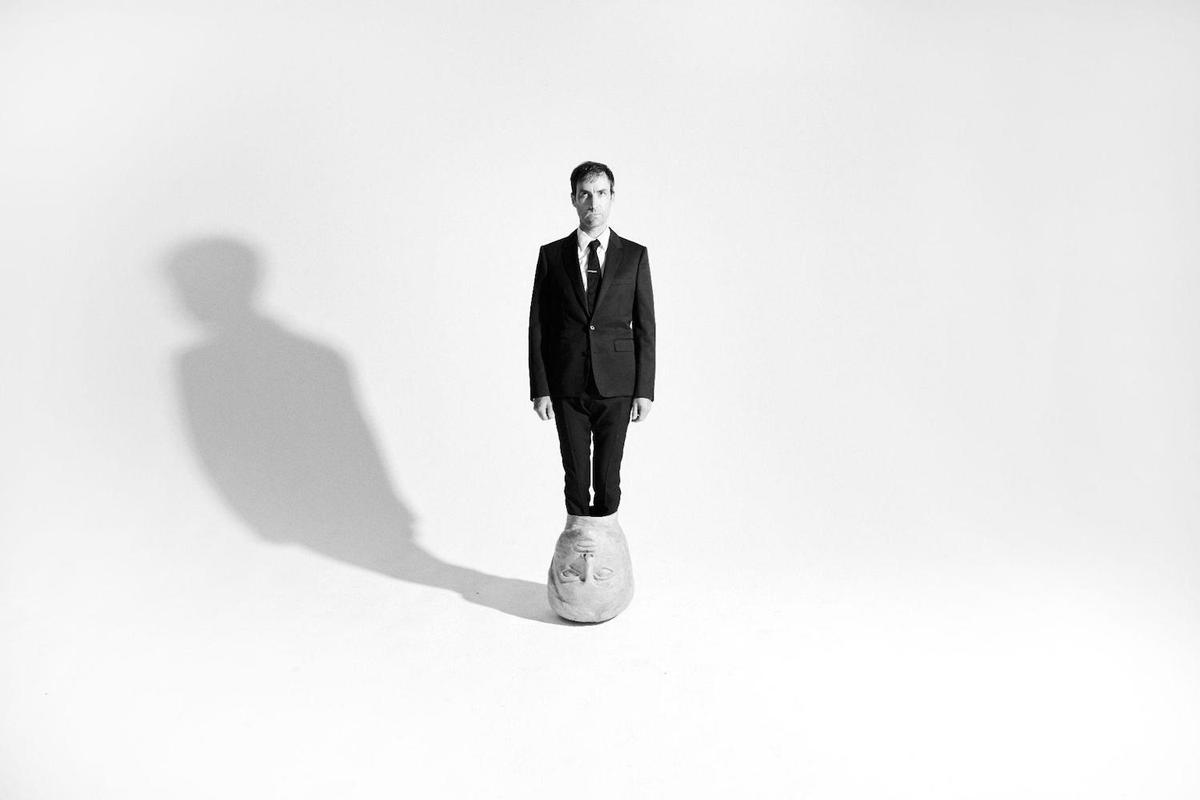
[2,2,1198,798]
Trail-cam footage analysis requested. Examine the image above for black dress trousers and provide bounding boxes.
[551,373,633,517]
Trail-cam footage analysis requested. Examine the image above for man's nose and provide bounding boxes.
[581,553,594,582]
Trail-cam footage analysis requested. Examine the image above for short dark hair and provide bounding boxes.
[570,161,615,197]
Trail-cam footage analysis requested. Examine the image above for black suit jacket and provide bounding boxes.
[528,229,655,400]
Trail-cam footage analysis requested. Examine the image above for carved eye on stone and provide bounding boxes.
[594,567,614,581]
[559,568,581,582]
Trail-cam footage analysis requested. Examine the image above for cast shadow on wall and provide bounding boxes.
[164,236,556,623]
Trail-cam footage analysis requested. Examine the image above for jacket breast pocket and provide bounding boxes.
[614,339,635,352]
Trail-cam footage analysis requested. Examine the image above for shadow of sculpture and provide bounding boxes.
[163,236,558,623]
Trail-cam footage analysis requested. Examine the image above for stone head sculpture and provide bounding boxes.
[547,513,634,623]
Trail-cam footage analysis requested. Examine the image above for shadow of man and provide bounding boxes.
[163,236,557,623]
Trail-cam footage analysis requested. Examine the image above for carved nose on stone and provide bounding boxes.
[581,552,594,582]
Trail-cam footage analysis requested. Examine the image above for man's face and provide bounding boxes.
[571,172,614,233]
[547,527,634,622]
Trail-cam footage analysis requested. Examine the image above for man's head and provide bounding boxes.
[546,515,634,623]
[570,161,615,235]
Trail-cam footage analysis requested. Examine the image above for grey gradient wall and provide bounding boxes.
[2,2,1198,798]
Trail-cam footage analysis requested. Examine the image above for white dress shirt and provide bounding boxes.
[576,227,611,288]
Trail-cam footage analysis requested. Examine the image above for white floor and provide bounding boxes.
[4,447,1197,798]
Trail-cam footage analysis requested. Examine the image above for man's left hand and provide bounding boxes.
[631,397,653,423]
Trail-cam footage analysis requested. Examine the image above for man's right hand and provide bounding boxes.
[532,396,554,421]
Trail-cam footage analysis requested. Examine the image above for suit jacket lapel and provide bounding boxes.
[593,230,623,315]
[562,233,587,312]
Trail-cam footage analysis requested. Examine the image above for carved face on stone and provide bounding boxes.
[547,518,634,623]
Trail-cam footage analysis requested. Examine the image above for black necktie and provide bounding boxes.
[586,239,601,314]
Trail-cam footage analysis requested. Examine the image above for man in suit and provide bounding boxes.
[528,161,655,517]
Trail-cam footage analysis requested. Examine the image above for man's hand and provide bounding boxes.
[532,396,554,421]
[631,397,653,423]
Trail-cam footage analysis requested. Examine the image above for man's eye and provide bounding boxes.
[594,567,614,581]
[559,568,581,582]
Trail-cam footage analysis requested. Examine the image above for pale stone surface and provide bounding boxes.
[546,512,634,623]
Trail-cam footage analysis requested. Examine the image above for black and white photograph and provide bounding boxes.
[2,2,1197,797]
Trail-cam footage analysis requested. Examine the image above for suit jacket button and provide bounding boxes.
[589,325,595,330]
